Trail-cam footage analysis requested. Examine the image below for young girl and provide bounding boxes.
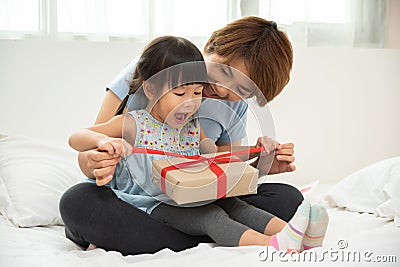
[69,36,328,252]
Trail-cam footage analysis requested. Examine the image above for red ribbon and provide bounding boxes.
[132,147,264,199]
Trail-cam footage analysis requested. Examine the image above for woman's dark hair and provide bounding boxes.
[116,36,207,115]
[204,16,293,106]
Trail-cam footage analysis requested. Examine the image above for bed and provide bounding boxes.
[1,134,399,267]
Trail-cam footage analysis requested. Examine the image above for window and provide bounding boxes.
[0,0,40,32]
[259,0,351,46]
[0,0,234,43]
[57,0,149,36]
[259,0,348,24]
[0,0,387,47]
[243,0,386,47]
[151,0,234,44]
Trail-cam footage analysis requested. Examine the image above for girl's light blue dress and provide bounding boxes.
[109,109,200,214]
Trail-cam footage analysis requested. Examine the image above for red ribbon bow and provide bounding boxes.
[132,147,264,199]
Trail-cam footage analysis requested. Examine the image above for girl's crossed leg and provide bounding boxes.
[151,197,311,252]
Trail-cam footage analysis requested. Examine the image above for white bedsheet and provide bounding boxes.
[324,157,400,226]
[1,184,399,267]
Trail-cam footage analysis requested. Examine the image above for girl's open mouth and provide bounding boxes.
[174,112,188,124]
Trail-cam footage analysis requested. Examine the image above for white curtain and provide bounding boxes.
[241,0,387,47]
[0,0,387,47]
[55,0,149,41]
[0,0,40,34]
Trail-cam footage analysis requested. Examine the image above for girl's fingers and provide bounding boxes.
[109,140,131,156]
[257,137,277,155]
[274,141,281,151]
[259,138,269,155]
[98,143,114,154]
[266,139,278,155]
[122,140,133,156]
[113,142,123,156]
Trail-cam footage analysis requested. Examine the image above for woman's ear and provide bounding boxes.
[143,81,156,101]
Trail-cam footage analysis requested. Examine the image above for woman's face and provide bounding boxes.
[204,53,254,102]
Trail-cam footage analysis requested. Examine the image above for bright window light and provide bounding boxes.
[153,0,228,37]
[259,0,347,24]
[0,0,384,48]
[106,0,148,35]
[172,0,228,36]
[0,0,40,31]
[307,0,347,23]
[57,0,148,35]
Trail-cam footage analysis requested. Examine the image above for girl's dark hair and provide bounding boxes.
[116,36,207,115]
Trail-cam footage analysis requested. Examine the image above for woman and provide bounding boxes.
[59,16,303,255]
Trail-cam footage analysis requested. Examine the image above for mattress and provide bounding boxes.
[1,184,399,267]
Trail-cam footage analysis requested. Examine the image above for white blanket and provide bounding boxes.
[2,197,399,267]
[324,156,400,226]
[1,135,399,266]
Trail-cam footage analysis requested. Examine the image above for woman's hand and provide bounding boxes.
[253,136,279,176]
[89,137,133,186]
[268,142,296,175]
[254,137,296,176]
[82,149,121,186]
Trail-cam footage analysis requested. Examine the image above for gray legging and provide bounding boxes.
[151,197,275,246]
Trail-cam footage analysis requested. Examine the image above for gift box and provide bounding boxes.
[152,151,259,205]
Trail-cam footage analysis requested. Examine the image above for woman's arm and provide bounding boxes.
[95,90,127,124]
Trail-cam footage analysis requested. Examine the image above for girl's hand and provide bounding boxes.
[255,136,280,155]
[97,137,133,157]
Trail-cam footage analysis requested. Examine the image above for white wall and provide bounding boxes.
[268,47,400,185]
[0,39,146,141]
[1,39,399,185]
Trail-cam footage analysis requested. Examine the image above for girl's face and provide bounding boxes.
[204,53,254,102]
[151,84,203,128]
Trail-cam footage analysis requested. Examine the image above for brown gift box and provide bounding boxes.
[152,152,259,205]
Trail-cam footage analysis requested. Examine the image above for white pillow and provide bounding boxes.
[0,135,84,227]
[324,156,400,226]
